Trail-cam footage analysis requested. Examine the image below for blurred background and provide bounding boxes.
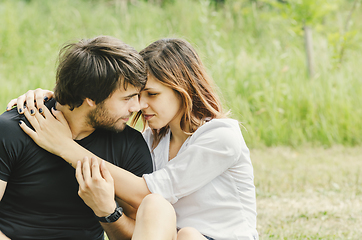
[0,0,361,239]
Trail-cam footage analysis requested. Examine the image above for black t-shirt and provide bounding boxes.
[0,100,153,240]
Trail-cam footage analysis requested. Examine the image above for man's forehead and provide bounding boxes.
[113,84,140,97]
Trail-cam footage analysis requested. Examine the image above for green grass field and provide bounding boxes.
[1,0,361,239]
[1,0,361,147]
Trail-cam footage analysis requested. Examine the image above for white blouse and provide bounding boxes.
[142,118,258,240]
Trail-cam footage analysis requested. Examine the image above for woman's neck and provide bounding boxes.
[168,124,190,161]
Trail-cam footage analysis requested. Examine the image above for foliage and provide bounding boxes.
[0,0,361,147]
[267,0,340,27]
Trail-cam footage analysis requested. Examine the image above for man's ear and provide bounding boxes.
[85,98,96,108]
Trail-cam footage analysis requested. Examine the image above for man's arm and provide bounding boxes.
[0,180,10,240]
[20,104,151,209]
[100,198,136,240]
[76,158,140,240]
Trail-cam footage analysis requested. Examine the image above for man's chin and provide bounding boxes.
[112,122,127,133]
[96,122,127,133]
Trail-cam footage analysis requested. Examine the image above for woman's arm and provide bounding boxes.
[0,231,10,240]
[143,119,245,204]
[19,105,150,209]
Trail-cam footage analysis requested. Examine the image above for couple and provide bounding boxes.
[0,36,258,240]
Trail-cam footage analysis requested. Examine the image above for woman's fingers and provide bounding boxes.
[17,93,27,114]
[39,105,53,119]
[24,90,37,116]
[19,120,38,141]
[51,108,68,127]
[23,106,49,132]
[34,88,47,115]
[23,107,41,131]
[43,90,54,102]
[6,98,18,111]
[7,88,54,114]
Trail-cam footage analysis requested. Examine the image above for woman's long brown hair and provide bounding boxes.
[132,38,227,149]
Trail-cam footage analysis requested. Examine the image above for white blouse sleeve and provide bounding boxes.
[143,119,247,204]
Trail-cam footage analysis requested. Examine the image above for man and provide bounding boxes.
[0,36,153,240]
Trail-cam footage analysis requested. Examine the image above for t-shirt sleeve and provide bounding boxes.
[0,149,11,182]
[120,127,153,177]
[0,111,26,182]
[143,120,245,204]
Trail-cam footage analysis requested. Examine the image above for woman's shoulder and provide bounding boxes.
[194,118,241,137]
[191,118,246,148]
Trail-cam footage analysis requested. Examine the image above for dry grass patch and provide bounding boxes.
[251,146,362,239]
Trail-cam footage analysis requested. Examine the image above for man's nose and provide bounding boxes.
[129,95,141,113]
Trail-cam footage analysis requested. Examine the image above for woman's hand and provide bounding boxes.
[76,157,117,217]
[6,88,54,115]
[19,104,72,157]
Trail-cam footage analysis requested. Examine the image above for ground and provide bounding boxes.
[252,146,362,239]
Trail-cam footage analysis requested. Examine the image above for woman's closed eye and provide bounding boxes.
[147,92,159,96]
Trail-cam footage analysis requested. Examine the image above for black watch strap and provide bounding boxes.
[96,202,123,223]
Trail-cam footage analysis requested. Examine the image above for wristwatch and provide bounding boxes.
[96,202,123,223]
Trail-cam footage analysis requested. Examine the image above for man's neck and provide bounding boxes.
[56,102,95,140]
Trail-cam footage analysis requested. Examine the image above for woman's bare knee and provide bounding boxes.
[132,194,177,240]
[137,194,175,218]
[177,227,207,240]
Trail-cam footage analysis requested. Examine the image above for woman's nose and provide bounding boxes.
[139,96,148,109]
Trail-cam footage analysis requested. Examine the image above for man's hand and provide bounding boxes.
[76,157,117,217]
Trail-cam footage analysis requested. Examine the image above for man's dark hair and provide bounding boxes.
[54,36,147,110]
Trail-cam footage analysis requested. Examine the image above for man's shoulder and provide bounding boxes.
[123,125,143,137]
[107,125,144,141]
[0,99,55,129]
[94,125,147,153]
[0,109,26,136]
[0,108,21,121]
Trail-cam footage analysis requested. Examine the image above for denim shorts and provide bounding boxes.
[203,235,215,240]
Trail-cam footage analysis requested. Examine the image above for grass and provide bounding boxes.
[1,1,361,239]
[252,146,362,239]
[1,0,361,147]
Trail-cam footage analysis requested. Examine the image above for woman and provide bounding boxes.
[7,38,258,240]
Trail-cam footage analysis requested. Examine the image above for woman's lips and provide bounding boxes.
[143,114,154,121]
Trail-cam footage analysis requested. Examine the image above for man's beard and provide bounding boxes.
[87,103,129,133]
